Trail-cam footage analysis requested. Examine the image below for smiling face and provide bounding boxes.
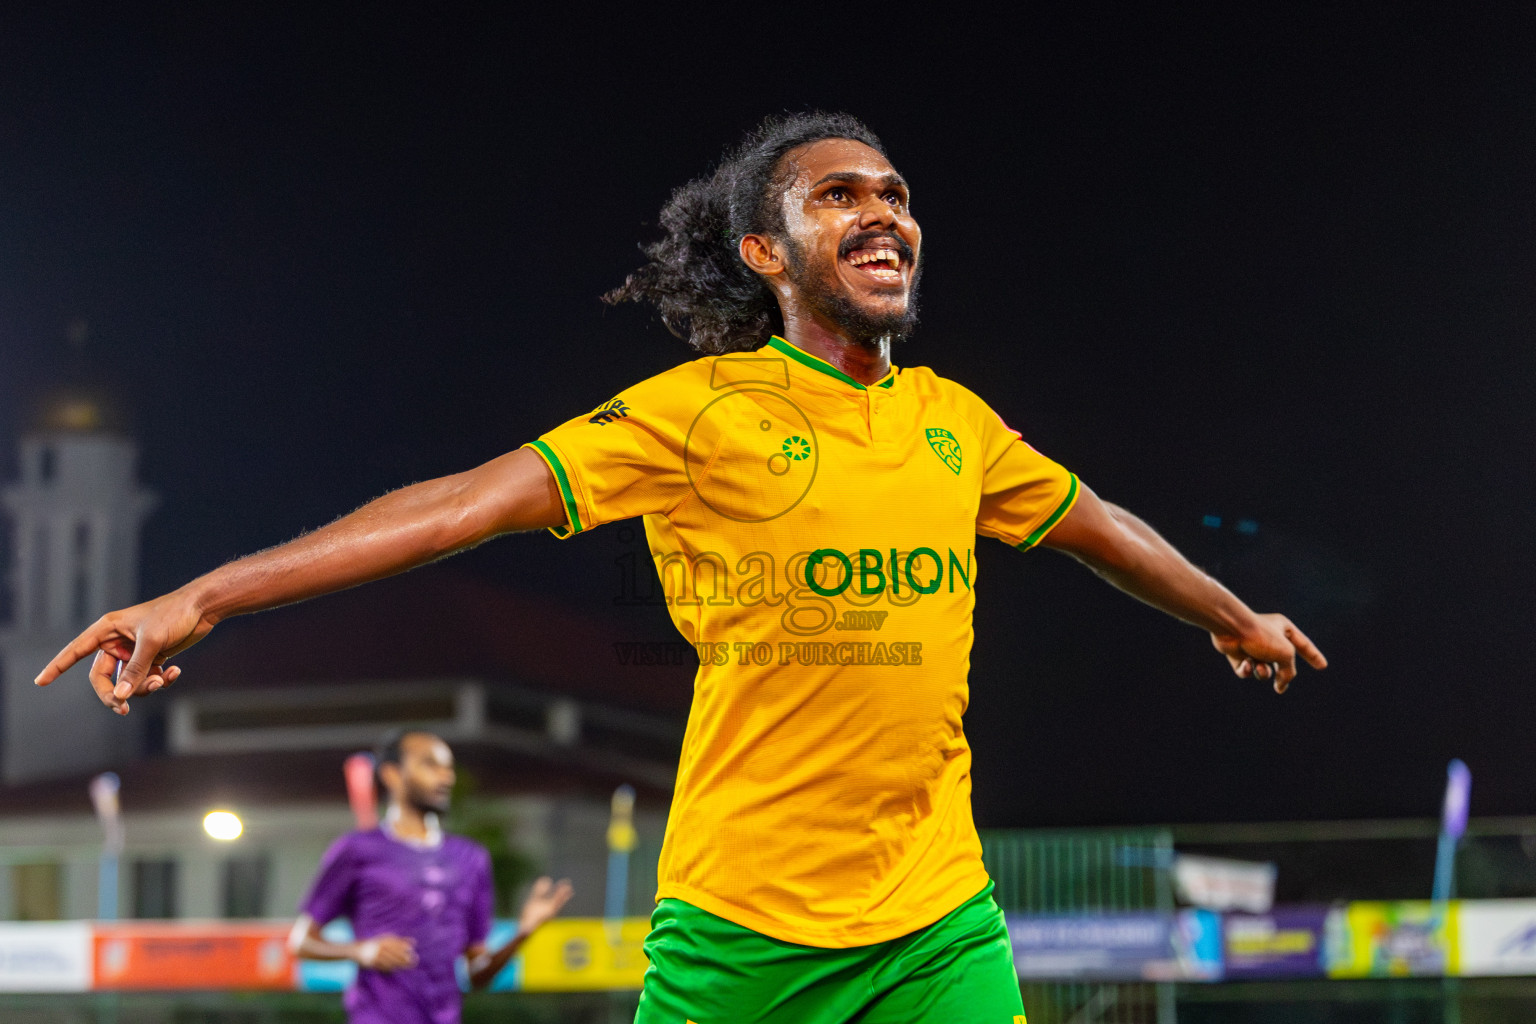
[744,137,922,347]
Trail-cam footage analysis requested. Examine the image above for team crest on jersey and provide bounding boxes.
[925,427,962,474]
[588,398,630,425]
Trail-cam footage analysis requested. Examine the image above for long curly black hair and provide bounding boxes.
[604,111,886,355]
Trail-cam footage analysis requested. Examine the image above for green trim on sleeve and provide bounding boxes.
[526,439,584,537]
[1017,473,1080,551]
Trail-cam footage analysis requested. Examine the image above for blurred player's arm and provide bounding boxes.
[288,914,418,972]
[465,876,574,991]
[35,447,566,713]
[1039,482,1327,692]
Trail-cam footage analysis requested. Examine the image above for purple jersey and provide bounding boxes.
[302,828,493,1024]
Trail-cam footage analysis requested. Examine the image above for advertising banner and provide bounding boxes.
[1456,900,1536,977]
[1006,910,1221,982]
[94,923,293,990]
[1174,855,1277,913]
[518,918,650,991]
[1327,901,1458,978]
[43,901,1536,992]
[1223,906,1331,979]
[0,922,92,992]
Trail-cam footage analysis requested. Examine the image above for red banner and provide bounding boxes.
[94,923,293,990]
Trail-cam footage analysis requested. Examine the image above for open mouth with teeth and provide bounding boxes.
[845,247,903,282]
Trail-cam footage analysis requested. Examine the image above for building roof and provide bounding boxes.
[0,741,670,818]
[180,565,694,716]
[0,567,691,814]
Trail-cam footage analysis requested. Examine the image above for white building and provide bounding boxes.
[0,393,156,784]
[0,397,686,921]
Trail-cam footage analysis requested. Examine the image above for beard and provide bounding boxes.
[783,237,921,349]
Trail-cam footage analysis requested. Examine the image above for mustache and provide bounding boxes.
[838,231,916,264]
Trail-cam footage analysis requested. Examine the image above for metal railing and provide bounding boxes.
[983,828,1176,1024]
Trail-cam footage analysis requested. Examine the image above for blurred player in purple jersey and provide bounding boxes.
[289,729,573,1024]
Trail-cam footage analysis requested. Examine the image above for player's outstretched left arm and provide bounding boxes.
[1039,482,1327,693]
[466,876,574,991]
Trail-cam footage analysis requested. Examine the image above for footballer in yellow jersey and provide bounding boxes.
[528,335,1077,948]
[44,112,1327,1024]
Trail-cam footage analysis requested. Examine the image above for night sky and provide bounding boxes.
[2,8,1533,827]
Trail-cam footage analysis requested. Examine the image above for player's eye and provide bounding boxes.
[825,187,849,202]
[882,191,904,209]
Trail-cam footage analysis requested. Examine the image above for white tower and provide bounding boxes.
[0,394,157,783]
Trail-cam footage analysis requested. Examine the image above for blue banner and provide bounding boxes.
[1006,910,1221,981]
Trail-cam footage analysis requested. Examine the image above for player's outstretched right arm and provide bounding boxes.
[34,447,565,714]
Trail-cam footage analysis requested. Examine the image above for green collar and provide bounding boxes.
[767,336,896,390]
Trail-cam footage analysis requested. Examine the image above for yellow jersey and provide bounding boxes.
[526,336,1078,947]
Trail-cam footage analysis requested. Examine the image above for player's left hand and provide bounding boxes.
[1210,613,1327,694]
[517,876,574,934]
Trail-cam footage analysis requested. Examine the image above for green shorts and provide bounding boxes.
[633,883,1026,1024]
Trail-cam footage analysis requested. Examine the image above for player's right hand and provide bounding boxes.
[357,935,418,972]
[33,589,218,715]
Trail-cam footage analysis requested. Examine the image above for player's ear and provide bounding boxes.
[740,233,786,278]
[377,761,402,793]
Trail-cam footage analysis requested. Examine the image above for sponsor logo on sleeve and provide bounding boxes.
[589,398,631,425]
